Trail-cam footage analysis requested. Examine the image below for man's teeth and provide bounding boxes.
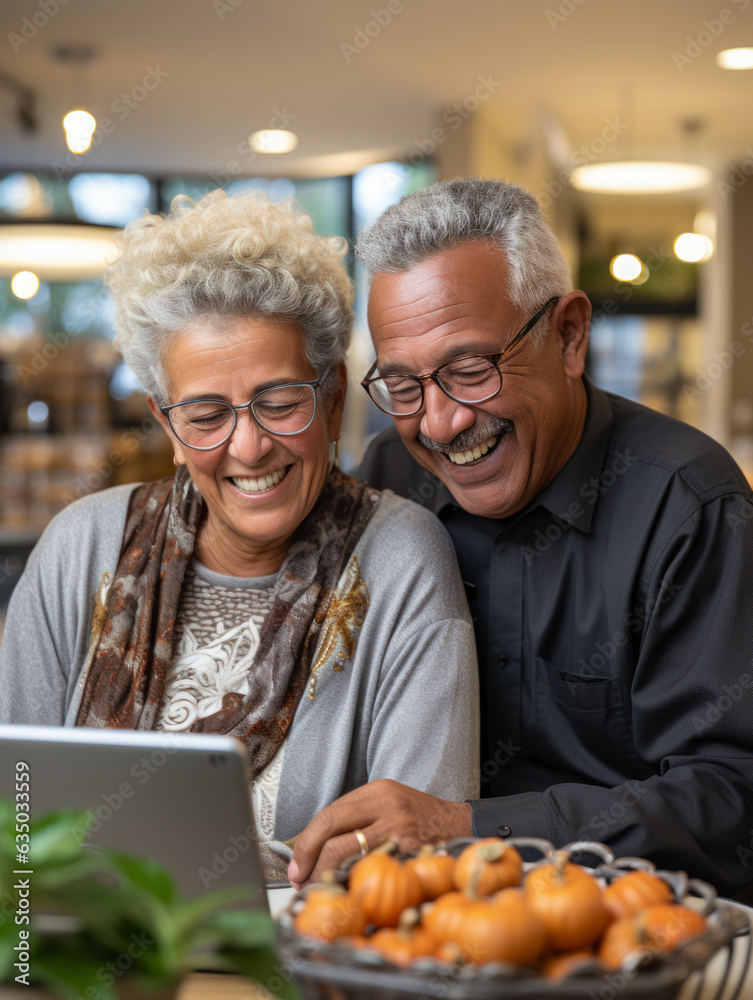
[448,436,497,466]
[231,469,286,493]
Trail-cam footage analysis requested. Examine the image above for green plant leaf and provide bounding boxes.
[222,942,303,1000]
[104,851,178,906]
[0,798,292,997]
[28,809,95,865]
[32,950,120,1000]
[168,885,258,938]
[204,907,279,948]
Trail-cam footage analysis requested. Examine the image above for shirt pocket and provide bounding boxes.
[546,663,624,713]
[533,657,639,781]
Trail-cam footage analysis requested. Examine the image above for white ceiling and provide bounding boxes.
[1,0,752,180]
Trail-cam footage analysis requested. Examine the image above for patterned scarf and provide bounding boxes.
[76,464,378,780]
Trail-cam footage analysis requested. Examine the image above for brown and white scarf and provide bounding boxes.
[76,464,378,781]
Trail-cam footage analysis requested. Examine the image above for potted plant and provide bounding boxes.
[0,798,299,1000]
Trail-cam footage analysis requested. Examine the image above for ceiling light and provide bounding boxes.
[716,47,753,70]
[11,270,40,299]
[674,232,713,263]
[0,224,119,281]
[27,400,49,425]
[571,161,711,194]
[248,129,298,154]
[631,263,651,286]
[63,109,97,153]
[610,254,643,282]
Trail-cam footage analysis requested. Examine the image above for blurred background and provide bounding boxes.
[1,0,752,625]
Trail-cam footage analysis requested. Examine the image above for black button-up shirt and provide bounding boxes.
[353,377,753,895]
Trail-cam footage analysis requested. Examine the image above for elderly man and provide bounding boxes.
[288,178,753,896]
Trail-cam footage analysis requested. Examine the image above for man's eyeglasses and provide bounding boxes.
[159,371,330,450]
[361,297,560,417]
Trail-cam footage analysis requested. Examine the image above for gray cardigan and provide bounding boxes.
[0,484,480,839]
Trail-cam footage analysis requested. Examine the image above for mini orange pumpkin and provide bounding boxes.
[405,845,456,901]
[433,941,464,965]
[540,949,596,980]
[422,890,472,943]
[367,908,437,967]
[524,852,608,951]
[349,843,423,927]
[454,888,548,967]
[641,903,707,951]
[453,838,523,896]
[294,874,367,941]
[598,904,707,970]
[603,870,673,920]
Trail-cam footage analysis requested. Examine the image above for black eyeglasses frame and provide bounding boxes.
[360,296,561,417]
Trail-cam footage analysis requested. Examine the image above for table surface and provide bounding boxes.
[176,896,753,1000]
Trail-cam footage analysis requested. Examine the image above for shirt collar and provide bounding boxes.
[433,376,613,534]
[533,375,613,533]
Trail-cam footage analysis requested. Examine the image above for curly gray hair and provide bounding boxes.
[355,178,571,346]
[104,188,353,403]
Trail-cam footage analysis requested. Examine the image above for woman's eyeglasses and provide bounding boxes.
[160,371,329,450]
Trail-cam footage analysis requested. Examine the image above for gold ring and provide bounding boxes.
[354,829,369,856]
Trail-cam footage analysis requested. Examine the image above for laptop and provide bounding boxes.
[0,724,268,908]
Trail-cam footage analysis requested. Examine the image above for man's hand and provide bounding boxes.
[287,779,473,889]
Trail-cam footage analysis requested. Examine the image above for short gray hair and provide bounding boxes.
[104,188,353,403]
[355,178,571,345]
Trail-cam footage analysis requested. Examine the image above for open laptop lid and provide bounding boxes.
[0,724,267,908]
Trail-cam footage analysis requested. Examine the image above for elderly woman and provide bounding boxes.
[0,189,479,867]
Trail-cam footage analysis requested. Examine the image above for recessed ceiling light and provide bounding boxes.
[63,109,97,153]
[571,161,711,194]
[248,129,298,154]
[716,47,753,70]
[610,254,643,282]
[674,232,714,263]
[11,270,40,299]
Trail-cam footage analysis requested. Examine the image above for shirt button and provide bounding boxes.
[498,654,508,669]
[497,825,511,838]
[504,529,513,539]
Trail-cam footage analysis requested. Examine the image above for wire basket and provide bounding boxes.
[277,838,752,1000]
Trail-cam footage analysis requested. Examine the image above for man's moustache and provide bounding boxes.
[418,417,513,455]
